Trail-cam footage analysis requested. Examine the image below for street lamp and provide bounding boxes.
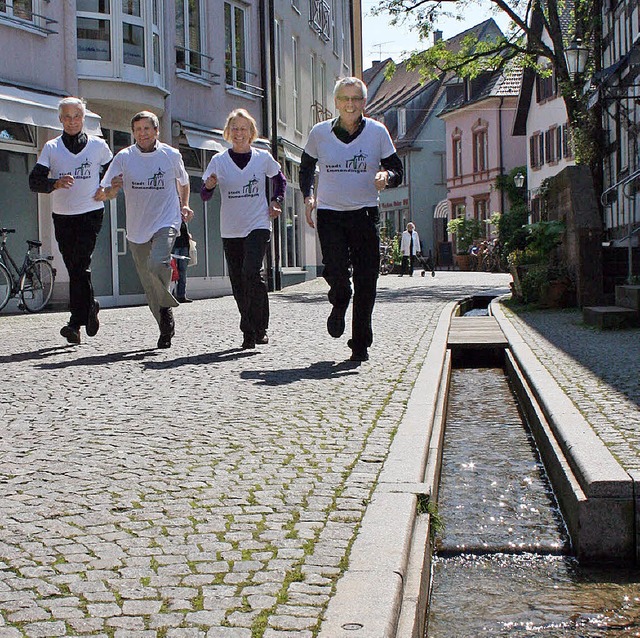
[565,38,589,79]
[514,172,525,189]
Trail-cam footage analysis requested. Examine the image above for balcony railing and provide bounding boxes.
[309,0,330,42]
[175,46,220,83]
[311,101,332,125]
[0,8,58,34]
[225,65,264,98]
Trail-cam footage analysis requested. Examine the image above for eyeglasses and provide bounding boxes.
[336,96,365,103]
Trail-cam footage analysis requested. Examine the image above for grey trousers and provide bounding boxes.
[129,226,179,328]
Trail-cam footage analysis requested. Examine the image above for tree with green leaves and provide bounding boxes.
[372,0,603,172]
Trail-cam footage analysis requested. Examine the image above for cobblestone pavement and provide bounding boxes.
[0,271,509,638]
[498,304,640,473]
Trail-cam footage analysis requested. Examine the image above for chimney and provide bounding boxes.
[434,30,443,44]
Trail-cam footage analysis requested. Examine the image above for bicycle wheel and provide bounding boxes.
[0,262,12,311]
[20,259,55,312]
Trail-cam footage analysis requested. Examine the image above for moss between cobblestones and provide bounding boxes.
[192,590,204,611]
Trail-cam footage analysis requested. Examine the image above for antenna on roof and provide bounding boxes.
[370,41,393,59]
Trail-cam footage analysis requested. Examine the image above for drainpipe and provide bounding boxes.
[498,96,505,216]
[259,0,281,291]
[268,0,281,291]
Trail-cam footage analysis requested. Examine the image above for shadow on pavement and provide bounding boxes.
[0,345,73,364]
[240,359,361,386]
[34,348,158,368]
[143,348,257,369]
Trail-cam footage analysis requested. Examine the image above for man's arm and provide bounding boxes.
[177,180,194,222]
[29,163,59,194]
[300,151,318,229]
[380,153,404,188]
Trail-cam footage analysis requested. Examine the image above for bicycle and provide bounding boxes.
[379,243,394,275]
[0,228,56,313]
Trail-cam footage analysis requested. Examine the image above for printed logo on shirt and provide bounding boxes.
[132,168,166,190]
[326,151,368,174]
[75,159,92,179]
[228,176,260,200]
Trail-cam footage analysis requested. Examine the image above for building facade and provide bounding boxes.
[0,0,360,311]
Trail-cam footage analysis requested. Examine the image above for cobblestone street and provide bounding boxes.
[0,272,509,638]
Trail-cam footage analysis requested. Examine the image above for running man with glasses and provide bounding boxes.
[300,77,403,362]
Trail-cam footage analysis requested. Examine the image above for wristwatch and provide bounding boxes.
[272,196,284,204]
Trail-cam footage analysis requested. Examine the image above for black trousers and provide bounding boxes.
[52,209,103,327]
[401,255,415,275]
[223,229,270,338]
[317,207,379,349]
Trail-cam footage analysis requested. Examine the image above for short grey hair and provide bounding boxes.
[131,110,160,131]
[333,77,367,100]
[58,97,86,117]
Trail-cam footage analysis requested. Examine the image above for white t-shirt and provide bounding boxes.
[38,136,113,215]
[202,148,281,238]
[304,118,397,211]
[102,143,189,244]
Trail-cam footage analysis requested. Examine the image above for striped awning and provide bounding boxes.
[433,199,451,219]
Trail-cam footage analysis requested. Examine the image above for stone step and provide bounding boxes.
[615,285,640,311]
[583,305,640,330]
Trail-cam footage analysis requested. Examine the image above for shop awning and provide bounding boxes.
[183,126,226,153]
[0,84,102,135]
[434,199,451,219]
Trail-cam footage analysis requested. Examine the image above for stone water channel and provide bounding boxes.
[425,309,640,637]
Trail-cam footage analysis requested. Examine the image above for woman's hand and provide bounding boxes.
[204,173,218,190]
[269,201,282,219]
[304,196,316,229]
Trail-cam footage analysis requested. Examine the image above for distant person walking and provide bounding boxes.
[300,77,403,362]
[96,111,193,349]
[29,97,112,345]
[173,221,193,303]
[400,222,420,276]
[201,108,285,349]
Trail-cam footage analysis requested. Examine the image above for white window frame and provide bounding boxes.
[175,0,206,78]
[77,0,163,86]
[293,36,301,133]
[0,0,55,34]
[397,107,406,138]
[224,1,260,96]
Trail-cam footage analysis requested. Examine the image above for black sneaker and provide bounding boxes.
[256,331,269,345]
[347,338,368,362]
[157,334,172,349]
[159,307,175,337]
[86,300,100,337]
[242,334,256,349]
[60,324,81,345]
[350,348,369,362]
[177,297,193,303]
[327,306,346,338]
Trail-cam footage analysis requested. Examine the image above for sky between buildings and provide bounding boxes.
[361,1,512,70]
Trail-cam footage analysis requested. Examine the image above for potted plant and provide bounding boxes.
[447,217,483,270]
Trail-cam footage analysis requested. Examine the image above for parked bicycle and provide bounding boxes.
[379,243,394,275]
[0,228,56,312]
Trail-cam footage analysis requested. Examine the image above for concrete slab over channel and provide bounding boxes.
[317,302,456,638]
[492,299,635,562]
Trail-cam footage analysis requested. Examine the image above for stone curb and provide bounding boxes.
[492,299,635,562]
[318,302,456,638]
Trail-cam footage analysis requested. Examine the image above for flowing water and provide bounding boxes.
[427,368,640,637]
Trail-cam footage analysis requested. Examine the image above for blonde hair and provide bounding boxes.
[223,109,258,144]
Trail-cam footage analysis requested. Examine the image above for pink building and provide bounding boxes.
[438,66,526,255]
